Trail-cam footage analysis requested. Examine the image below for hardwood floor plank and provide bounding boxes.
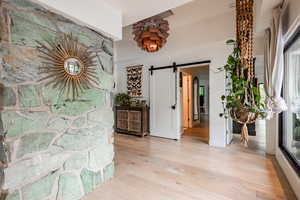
[83,133,297,200]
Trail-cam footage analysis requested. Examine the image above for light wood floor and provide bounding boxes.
[83,131,296,200]
[183,115,210,144]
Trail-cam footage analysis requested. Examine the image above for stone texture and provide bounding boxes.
[2,111,48,138]
[18,85,40,107]
[95,52,113,74]
[55,133,103,151]
[71,116,86,128]
[90,40,113,58]
[41,84,60,105]
[80,168,102,194]
[43,87,106,117]
[0,86,16,107]
[98,71,114,91]
[17,132,56,158]
[64,152,88,170]
[47,117,69,132]
[56,21,106,47]
[5,190,20,200]
[1,0,115,198]
[88,144,114,171]
[22,172,58,200]
[11,10,56,47]
[88,108,114,128]
[4,0,46,12]
[4,152,70,190]
[11,11,56,31]
[0,45,43,85]
[58,173,83,200]
[103,162,114,182]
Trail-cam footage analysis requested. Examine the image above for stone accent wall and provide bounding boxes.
[0,0,115,200]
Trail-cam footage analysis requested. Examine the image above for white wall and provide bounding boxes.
[34,0,122,40]
[115,3,265,147]
[115,10,235,147]
[285,0,300,31]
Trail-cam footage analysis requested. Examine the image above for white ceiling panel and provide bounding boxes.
[102,0,193,26]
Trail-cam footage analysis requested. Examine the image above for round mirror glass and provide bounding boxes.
[64,58,82,75]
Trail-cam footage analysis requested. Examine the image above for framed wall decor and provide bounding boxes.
[36,33,98,100]
[127,65,143,98]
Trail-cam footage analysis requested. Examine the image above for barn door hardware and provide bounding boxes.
[149,60,211,75]
[150,66,154,75]
[172,62,177,73]
[148,60,211,110]
[171,62,177,110]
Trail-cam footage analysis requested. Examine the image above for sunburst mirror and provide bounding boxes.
[36,33,99,100]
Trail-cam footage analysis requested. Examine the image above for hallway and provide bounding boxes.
[183,115,209,143]
[83,133,296,200]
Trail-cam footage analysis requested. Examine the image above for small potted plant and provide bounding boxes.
[115,93,131,106]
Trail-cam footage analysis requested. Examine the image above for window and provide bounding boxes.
[280,28,300,176]
[199,86,205,96]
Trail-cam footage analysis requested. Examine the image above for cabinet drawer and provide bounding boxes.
[117,119,128,130]
[128,111,141,121]
[128,121,141,132]
[117,110,128,120]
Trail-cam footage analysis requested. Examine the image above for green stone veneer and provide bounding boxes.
[43,87,106,117]
[5,191,20,200]
[17,132,56,158]
[22,172,58,200]
[64,153,88,170]
[0,86,16,107]
[18,85,40,107]
[0,0,115,199]
[104,162,115,182]
[2,111,48,138]
[58,173,83,200]
[80,169,102,194]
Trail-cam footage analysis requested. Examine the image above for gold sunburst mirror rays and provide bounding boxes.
[36,33,99,100]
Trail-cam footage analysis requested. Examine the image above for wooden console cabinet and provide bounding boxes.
[115,106,149,137]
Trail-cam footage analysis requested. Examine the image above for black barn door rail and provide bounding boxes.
[149,60,211,75]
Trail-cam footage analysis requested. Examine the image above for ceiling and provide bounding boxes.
[171,0,234,23]
[169,0,282,32]
[102,0,193,26]
[255,0,282,33]
[103,0,281,30]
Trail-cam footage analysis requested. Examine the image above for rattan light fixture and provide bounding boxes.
[133,16,170,52]
[36,33,99,100]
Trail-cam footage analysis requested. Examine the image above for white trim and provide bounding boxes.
[275,15,300,197]
[284,14,300,43]
[276,149,300,199]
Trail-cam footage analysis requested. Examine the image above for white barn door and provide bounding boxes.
[150,68,180,140]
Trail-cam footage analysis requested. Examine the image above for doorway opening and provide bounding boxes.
[180,65,209,144]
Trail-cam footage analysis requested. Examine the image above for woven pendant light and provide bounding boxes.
[133,16,170,52]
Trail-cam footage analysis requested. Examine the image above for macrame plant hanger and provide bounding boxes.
[233,0,256,147]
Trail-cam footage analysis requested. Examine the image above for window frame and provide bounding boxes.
[279,26,300,177]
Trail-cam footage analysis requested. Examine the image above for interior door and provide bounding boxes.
[182,74,192,128]
[150,68,180,139]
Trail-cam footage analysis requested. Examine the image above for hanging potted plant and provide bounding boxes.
[219,40,266,146]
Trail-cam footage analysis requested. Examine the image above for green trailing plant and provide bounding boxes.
[219,40,266,123]
[115,93,131,106]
